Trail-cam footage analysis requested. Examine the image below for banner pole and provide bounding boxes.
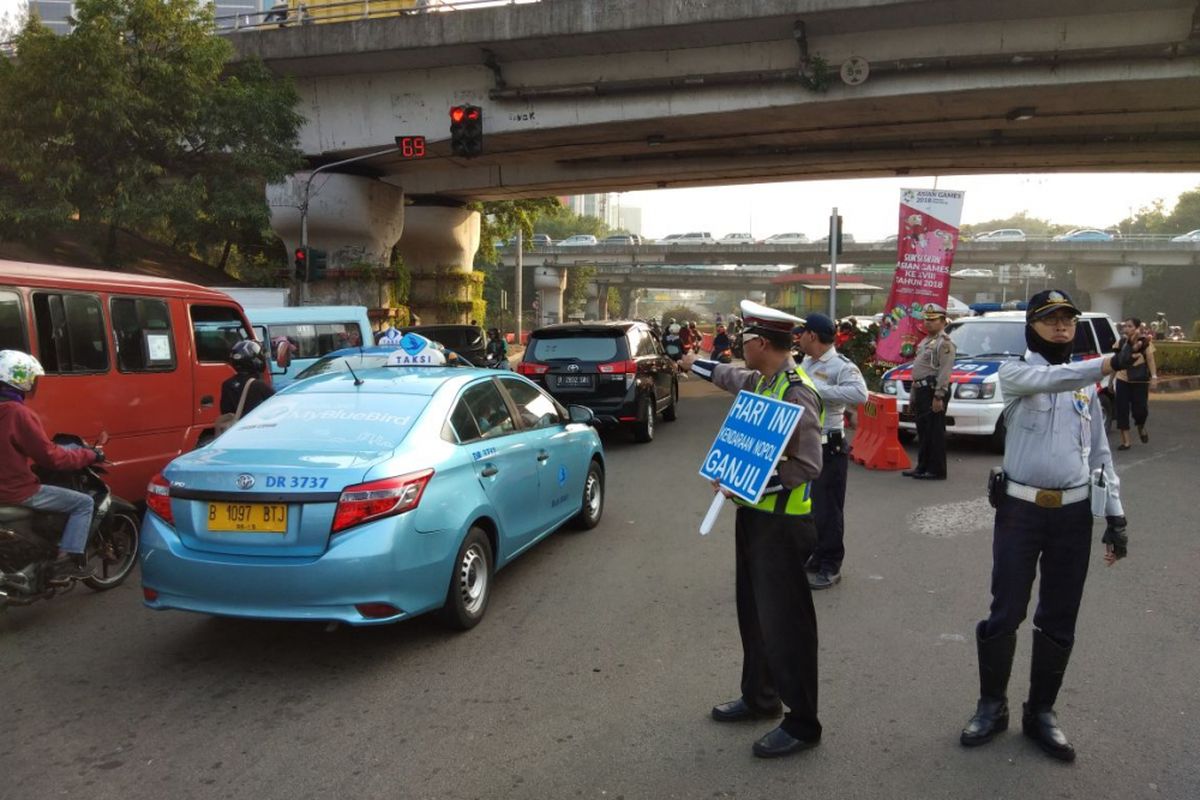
[829,207,839,319]
[700,493,725,536]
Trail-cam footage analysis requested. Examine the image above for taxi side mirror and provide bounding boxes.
[567,405,595,426]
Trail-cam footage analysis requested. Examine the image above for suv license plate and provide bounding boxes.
[558,375,592,387]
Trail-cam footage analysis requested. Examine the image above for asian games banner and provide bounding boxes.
[875,188,966,364]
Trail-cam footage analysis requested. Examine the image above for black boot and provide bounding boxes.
[961,621,1016,747]
[1022,629,1075,762]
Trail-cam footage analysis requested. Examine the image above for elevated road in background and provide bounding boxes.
[498,239,1200,270]
[226,0,1200,199]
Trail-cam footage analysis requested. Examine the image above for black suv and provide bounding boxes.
[518,321,678,442]
[400,324,486,365]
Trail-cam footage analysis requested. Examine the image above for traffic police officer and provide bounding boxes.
[903,303,955,480]
[681,300,825,759]
[794,312,868,589]
[960,289,1135,762]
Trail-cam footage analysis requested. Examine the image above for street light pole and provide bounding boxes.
[299,145,401,260]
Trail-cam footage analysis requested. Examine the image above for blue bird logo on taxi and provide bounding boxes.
[557,465,568,487]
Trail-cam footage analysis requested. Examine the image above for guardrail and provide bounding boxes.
[214,0,541,33]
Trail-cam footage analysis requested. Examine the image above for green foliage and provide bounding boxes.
[564,265,595,318]
[798,55,833,93]
[473,197,563,265]
[658,305,704,324]
[1153,341,1200,375]
[960,212,1065,238]
[0,0,302,266]
[531,209,612,242]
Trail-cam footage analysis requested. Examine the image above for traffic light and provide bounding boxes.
[293,246,308,281]
[449,104,483,157]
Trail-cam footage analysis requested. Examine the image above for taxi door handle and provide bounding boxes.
[481,465,499,477]
[200,395,214,408]
[536,451,550,462]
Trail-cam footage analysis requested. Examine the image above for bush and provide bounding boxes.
[1154,341,1200,375]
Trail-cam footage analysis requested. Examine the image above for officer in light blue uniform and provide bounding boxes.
[681,299,826,759]
[960,289,1137,763]
[794,312,868,589]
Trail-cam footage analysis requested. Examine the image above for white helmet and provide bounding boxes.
[668,324,681,334]
[0,350,45,393]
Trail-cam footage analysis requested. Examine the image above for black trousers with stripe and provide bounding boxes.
[735,506,822,741]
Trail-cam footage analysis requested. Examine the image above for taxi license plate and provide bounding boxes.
[207,502,288,533]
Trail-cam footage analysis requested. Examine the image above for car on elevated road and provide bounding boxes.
[139,335,605,629]
[761,232,810,245]
[559,234,599,247]
[1052,228,1114,242]
[1170,229,1200,242]
[719,233,755,244]
[973,228,1027,242]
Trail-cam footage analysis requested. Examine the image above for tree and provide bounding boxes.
[532,208,612,242]
[0,0,302,265]
[473,197,563,265]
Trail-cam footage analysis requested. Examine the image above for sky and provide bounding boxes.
[622,173,1200,242]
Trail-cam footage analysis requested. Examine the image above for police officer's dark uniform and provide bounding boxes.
[796,313,868,589]
[686,300,825,759]
[903,303,955,480]
[960,289,1132,762]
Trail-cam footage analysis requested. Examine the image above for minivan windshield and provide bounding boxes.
[531,333,621,362]
[946,320,1026,358]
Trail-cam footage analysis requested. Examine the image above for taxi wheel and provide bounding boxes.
[632,395,655,443]
[570,460,605,530]
[439,527,493,631]
[662,381,678,422]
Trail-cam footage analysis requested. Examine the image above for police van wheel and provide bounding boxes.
[570,460,605,530]
[662,382,678,422]
[632,396,655,443]
[439,527,493,631]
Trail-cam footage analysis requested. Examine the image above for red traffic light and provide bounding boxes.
[294,248,307,262]
[466,107,480,121]
[450,106,465,123]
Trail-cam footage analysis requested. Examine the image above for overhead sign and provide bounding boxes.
[698,390,804,504]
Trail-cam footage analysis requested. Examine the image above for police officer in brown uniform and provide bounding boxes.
[903,303,956,480]
[681,300,825,759]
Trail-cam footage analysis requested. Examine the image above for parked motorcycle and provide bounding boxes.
[0,435,140,608]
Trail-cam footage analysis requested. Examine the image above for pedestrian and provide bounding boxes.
[1112,317,1157,450]
[794,313,868,590]
[834,320,854,350]
[902,303,955,480]
[959,289,1139,762]
[680,299,826,759]
[0,350,106,579]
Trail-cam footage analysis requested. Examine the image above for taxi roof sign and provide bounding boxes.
[385,334,447,367]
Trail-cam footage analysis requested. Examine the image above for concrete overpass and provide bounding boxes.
[234,0,1200,321]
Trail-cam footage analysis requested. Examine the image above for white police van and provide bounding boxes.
[881,311,1119,451]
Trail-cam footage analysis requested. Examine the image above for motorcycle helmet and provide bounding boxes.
[668,324,681,334]
[229,339,267,372]
[0,350,45,393]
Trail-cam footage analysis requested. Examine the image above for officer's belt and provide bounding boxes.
[1005,479,1089,508]
[912,376,937,389]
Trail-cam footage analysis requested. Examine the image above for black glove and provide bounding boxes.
[91,447,106,464]
[1109,341,1136,372]
[1103,515,1128,559]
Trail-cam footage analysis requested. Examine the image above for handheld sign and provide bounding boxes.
[697,389,805,535]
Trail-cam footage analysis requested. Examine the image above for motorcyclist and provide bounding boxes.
[689,321,702,353]
[220,340,275,417]
[663,324,685,363]
[711,323,733,363]
[679,321,695,353]
[485,328,508,366]
[0,350,105,579]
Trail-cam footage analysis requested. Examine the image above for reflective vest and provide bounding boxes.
[733,367,824,516]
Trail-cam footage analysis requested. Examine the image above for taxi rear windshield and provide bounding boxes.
[219,394,430,454]
[530,332,623,362]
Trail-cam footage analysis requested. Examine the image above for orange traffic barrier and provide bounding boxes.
[849,392,912,470]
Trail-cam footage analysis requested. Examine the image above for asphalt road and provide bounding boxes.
[2,382,1197,800]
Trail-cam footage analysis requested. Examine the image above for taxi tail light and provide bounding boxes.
[331,469,434,534]
[146,472,174,526]
[517,362,549,376]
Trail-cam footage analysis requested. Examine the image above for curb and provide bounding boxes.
[1151,375,1200,394]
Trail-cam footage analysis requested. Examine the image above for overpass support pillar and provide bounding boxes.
[394,204,483,324]
[596,282,610,320]
[617,287,638,318]
[267,173,405,307]
[584,282,600,320]
[534,266,568,326]
[1074,265,1142,320]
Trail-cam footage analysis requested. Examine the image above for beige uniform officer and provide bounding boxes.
[903,303,956,480]
[681,300,825,759]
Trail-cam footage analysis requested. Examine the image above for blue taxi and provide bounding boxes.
[139,335,605,629]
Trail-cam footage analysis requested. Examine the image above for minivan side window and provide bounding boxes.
[191,305,248,363]
[0,290,26,351]
[266,323,364,358]
[32,292,109,374]
[111,297,176,373]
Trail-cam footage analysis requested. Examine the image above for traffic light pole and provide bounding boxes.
[299,145,401,273]
[828,207,839,320]
[514,228,523,346]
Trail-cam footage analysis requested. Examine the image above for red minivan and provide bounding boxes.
[0,261,260,502]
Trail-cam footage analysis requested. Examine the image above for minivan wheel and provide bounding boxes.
[632,395,655,443]
[662,381,678,422]
[439,527,493,631]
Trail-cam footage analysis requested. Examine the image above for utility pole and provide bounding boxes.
[828,208,839,319]
[515,228,523,345]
